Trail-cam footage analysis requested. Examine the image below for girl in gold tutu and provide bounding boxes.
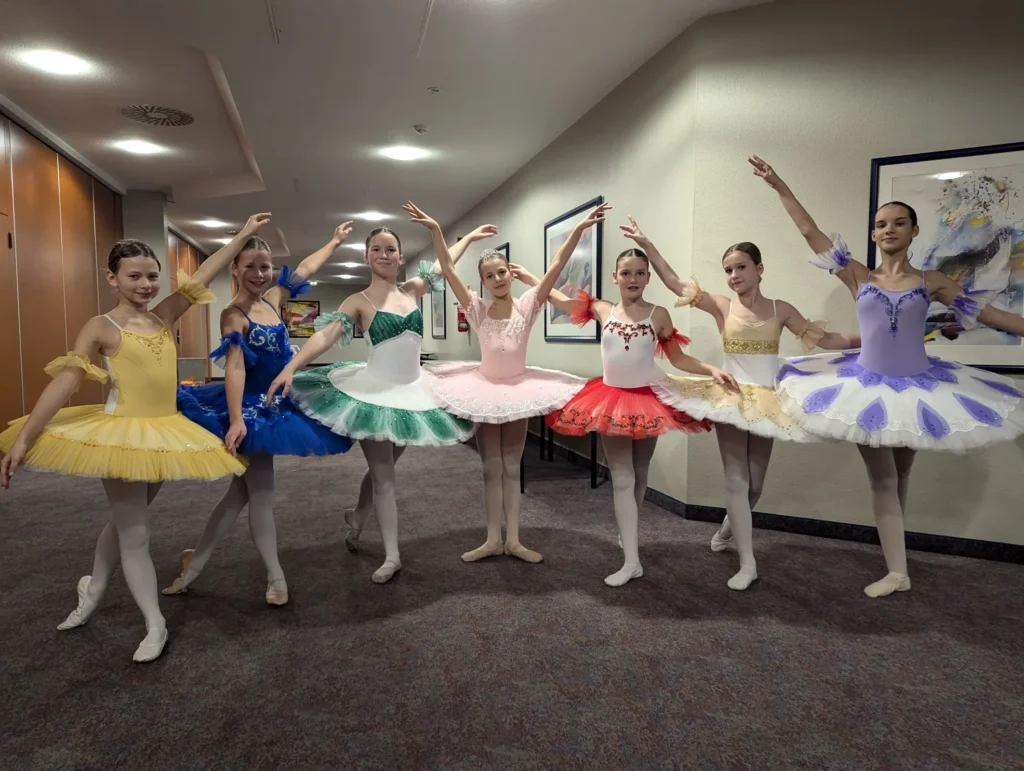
[0,214,269,662]
[618,217,859,591]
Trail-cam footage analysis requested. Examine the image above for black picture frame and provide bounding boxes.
[868,141,1024,372]
[543,196,603,343]
[431,283,447,340]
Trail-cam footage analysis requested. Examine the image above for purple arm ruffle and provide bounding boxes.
[277,265,312,298]
[950,287,998,331]
[210,331,257,368]
[808,233,851,275]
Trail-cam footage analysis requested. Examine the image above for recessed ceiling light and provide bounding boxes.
[213,237,232,245]
[378,145,432,162]
[336,274,357,279]
[112,139,165,155]
[337,262,363,268]
[309,280,319,287]
[343,243,365,250]
[197,219,229,228]
[355,211,391,222]
[16,49,93,76]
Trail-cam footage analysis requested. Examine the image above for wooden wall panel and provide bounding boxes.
[0,212,22,424]
[93,180,119,314]
[0,119,11,217]
[11,124,66,412]
[59,158,101,406]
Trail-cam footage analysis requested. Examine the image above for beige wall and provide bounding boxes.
[418,0,1024,544]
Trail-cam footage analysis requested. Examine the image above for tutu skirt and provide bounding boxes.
[652,376,817,442]
[0,405,246,482]
[776,350,1024,452]
[546,378,712,439]
[177,384,353,456]
[422,361,587,423]
[288,362,475,447]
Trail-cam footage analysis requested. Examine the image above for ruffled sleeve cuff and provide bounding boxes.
[44,352,109,384]
[950,287,998,330]
[314,311,355,347]
[796,319,827,352]
[569,290,597,327]
[277,265,312,299]
[673,277,706,308]
[416,261,445,292]
[808,233,851,274]
[655,328,691,359]
[209,331,258,368]
[176,270,216,305]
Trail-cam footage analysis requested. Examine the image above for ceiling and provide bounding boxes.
[0,0,765,284]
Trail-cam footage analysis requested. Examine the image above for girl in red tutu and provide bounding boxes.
[546,228,738,586]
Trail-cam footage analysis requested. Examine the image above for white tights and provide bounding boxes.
[601,435,657,587]
[462,420,540,563]
[180,453,285,589]
[358,439,405,582]
[857,444,916,597]
[715,424,774,590]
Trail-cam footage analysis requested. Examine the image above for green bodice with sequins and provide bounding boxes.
[368,308,423,346]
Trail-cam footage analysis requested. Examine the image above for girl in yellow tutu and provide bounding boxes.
[0,213,269,662]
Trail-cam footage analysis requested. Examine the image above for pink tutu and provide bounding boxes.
[423,360,587,424]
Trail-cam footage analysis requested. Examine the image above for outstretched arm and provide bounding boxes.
[776,301,860,351]
[536,203,610,305]
[264,221,354,309]
[652,307,738,389]
[153,213,272,325]
[403,202,475,309]
[401,219,498,299]
[511,264,576,313]
[930,271,1024,337]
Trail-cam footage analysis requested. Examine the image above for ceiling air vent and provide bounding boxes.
[119,105,195,127]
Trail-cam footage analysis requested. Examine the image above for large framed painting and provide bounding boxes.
[543,196,603,343]
[283,300,319,338]
[481,242,508,301]
[869,142,1024,371]
[431,283,446,340]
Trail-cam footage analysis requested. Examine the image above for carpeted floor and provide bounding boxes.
[1,441,1023,770]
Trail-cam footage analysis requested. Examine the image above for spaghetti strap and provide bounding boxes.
[360,290,378,311]
[103,314,123,331]
[228,304,254,324]
[772,299,777,317]
[262,297,282,320]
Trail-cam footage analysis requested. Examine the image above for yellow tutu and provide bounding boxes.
[0,278,245,482]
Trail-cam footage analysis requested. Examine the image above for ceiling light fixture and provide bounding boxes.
[197,219,230,228]
[16,49,93,76]
[343,243,365,250]
[213,237,233,245]
[354,211,391,222]
[112,139,165,155]
[336,273,357,279]
[337,262,363,268]
[309,280,319,287]
[378,145,431,162]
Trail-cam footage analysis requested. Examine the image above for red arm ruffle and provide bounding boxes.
[655,328,691,359]
[569,290,597,327]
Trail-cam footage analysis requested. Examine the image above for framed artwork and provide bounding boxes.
[353,321,364,339]
[283,300,319,338]
[481,242,509,301]
[543,196,603,343]
[869,142,1024,371]
[431,283,447,339]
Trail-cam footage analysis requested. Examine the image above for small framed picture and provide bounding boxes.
[543,196,603,343]
[431,283,446,340]
[283,300,320,338]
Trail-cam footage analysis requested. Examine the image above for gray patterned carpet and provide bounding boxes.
[1,442,1023,770]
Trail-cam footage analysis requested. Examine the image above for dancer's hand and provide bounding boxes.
[332,221,354,245]
[575,203,611,232]
[241,212,272,238]
[509,263,539,286]
[0,441,27,489]
[224,421,247,456]
[466,224,498,242]
[265,371,293,405]
[747,155,785,191]
[619,216,650,247]
[402,202,440,231]
[708,366,740,392]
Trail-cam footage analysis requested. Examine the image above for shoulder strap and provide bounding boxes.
[103,314,123,331]
[262,297,282,320]
[360,290,378,311]
[228,304,254,324]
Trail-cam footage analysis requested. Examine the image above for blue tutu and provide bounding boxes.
[177,270,353,457]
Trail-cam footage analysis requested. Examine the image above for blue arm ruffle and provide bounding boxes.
[277,265,312,298]
[210,330,257,368]
[314,311,355,347]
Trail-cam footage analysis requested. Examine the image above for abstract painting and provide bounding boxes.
[544,196,603,343]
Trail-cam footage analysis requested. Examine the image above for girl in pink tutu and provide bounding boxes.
[404,201,589,563]
[545,214,739,587]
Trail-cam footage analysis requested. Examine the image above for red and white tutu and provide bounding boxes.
[423,361,587,424]
[546,377,712,439]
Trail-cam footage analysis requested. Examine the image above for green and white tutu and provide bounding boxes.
[288,300,474,447]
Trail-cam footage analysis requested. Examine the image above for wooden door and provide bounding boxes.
[93,180,120,314]
[0,119,11,217]
[0,212,22,423]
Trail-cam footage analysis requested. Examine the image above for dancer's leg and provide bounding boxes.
[857,445,911,598]
[103,479,168,662]
[360,439,402,583]
[500,419,540,563]
[631,436,657,513]
[462,423,505,562]
[345,444,406,552]
[893,447,916,514]
[715,424,759,590]
[601,435,646,587]
[243,454,287,604]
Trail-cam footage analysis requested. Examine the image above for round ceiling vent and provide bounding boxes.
[119,105,195,127]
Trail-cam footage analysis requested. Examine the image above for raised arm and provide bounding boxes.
[1,317,110,487]
[620,216,727,327]
[214,308,251,455]
[402,202,474,309]
[930,271,1024,338]
[651,307,738,390]
[536,204,609,304]
[400,215,498,299]
[264,221,354,309]
[776,301,860,351]
[153,213,272,325]
[511,264,574,314]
